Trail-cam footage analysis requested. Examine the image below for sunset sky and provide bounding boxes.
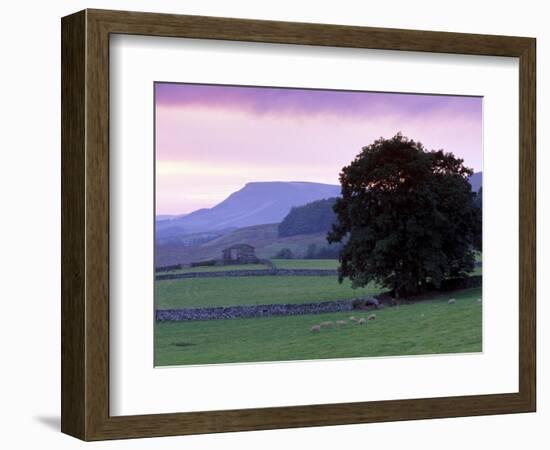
[155,83,482,215]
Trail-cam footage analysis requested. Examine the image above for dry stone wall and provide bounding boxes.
[156,299,353,321]
[156,268,338,281]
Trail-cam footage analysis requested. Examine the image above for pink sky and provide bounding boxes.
[155,83,482,215]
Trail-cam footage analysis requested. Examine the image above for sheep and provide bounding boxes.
[320,321,334,329]
[357,318,367,325]
[349,316,358,322]
[336,320,348,327]
[310,325,321,333]
[448,298,456,305]
[367,313,376,321]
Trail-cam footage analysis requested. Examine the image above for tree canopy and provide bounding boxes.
[327,133,482,297]
[278,198,337,237]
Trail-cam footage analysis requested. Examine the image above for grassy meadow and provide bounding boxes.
[155,275,382,309]
[155,287,482,366]
[155,257,482,366]
[272,259,338,269]
[163,263,269,274]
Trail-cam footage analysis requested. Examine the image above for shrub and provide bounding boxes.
[274,248,294,259]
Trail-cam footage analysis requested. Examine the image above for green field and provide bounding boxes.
[272,259,338,269]
[155,275,382,309]
[155,287,482,366]
[163,263,269,274]
[471,266,482,276]
[158,259,338,274]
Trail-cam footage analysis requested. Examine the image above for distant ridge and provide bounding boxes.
[156,173,482,239]
[156,181,341,238]
[468,172,482,192]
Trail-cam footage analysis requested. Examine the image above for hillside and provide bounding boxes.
[279,198,337,237]
[469,172,482,192]
[155,172,482,265]
[155,223,332,266]
[156,174,481,239]
[156,181,340,238]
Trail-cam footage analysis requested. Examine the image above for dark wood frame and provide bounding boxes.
[61,8,536,441]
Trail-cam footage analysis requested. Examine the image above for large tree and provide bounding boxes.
[328,133,481,297]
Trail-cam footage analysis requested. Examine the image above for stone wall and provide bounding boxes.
[155,263,182,273]
[156,299,353,321]
[190,259,217,268]
[155,275,482,321]
[156,268,338,281]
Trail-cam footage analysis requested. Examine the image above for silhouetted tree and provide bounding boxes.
[328,133,481,297]
[473,187,483,251]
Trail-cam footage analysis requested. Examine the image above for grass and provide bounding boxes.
[160,259,339,273]
[471,266,482,276]
[155,276,382,309]
[155,223,332,266]
[272,259,338,270]
[165,263,268,274]
[155,287,482,366]
[272,257,482,274]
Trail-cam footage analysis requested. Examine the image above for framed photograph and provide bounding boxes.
[61,9,536,441]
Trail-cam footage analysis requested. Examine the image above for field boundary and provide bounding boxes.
[155,268,338,281]
[156,299,353,321]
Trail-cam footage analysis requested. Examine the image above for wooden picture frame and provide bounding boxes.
[61,9,536,441]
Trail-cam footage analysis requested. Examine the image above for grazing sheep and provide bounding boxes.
[448,298,456,305]
[320,321,334,329]
[349,316,358,322]
[357,318,367,325]
[367,313,376,321]
[310,325,321,333]
[336,320,348,327]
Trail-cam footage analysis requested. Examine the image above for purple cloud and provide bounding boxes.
[155,82,480,119]
[155,82,482,214]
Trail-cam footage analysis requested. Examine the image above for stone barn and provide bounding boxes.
[222,244,259,265]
